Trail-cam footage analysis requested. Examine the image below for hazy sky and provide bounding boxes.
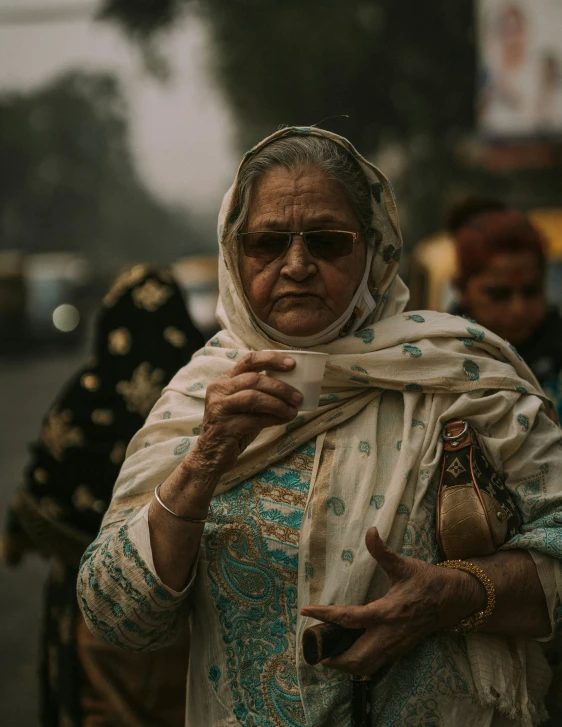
[0,1,238,214]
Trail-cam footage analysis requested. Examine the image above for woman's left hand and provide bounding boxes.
[300,528,485,677]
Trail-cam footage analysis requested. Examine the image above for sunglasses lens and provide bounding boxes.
[242,232,289,261]
[306,231,355,260]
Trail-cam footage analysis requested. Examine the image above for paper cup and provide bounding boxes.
[264,350,328,410]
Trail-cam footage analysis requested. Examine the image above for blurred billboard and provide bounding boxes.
[477,0,562,139]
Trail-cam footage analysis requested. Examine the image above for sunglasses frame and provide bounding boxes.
[237,230,359,261]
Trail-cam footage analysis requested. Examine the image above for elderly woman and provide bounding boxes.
[78,127,562,727]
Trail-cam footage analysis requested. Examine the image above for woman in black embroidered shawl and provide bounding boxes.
[2,264,204,727]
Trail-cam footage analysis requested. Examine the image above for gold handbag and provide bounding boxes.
[436,419,521,560]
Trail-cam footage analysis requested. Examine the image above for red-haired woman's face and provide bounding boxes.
[460,251,546,345]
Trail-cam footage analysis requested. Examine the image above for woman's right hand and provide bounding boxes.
[193,351,302,475]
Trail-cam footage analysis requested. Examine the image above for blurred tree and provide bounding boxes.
[97,0,561,248]
[0,69,201,270]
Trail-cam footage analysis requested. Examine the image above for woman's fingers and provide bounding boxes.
[218,370,303,408]
[365,527,410,582]
[227,351,296,377]
[222,389,299,421]
[301,603,379,630]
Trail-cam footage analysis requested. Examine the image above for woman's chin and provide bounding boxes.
[268,315,332,338]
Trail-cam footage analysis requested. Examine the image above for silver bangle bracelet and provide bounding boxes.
[154,483,208,524]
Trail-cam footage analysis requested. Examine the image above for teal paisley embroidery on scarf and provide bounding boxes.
[370,494,385,509]
[226,349,239,359]
[463,359,480,381]
[286,414,306,432]
[354,328,375,344]
[327,411,343,423]
[174,437,191,456]
[397,504,410,516]
[320,392,339,404]
[204,443,313,727]
[304,561,314,582]
[405,383,423,392]
[351,364,369,374]
[396,440,402,450]
[188,382,204,392]
[210,337,221,347]
[516,385,528,394]
[466,326,485,341]
[327,497,346,516]
[208,665,221,691]
[192,424,201,435]
[517,413,530,431]
[350,375,370,384]
[359,441,371,456]
[458,337,473,348]
[510,343,523,360]
[162,410,171,420]
[411,419,425,429]
[403,344,422,358]
[341,549,354,565]
[144,441,151,448]
[406,314,425,323]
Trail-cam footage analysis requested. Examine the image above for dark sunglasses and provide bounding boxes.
[482,283,542,302]
[237,230,359,263]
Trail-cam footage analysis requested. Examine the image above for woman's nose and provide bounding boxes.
[280,235,316,280]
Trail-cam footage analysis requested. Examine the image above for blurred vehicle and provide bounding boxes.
[408,208,562,312]
[0,251,91,353]
[173,255,219,340]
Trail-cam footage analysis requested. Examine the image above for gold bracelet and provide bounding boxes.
[438,559,496,634]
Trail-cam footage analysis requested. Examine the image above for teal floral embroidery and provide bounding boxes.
[226,349,238,359]
[144,442,151,448]
[403,344,422,358]
[466,326,485,341]
[406,314,425,323]
[463,359,480,381]
[204,443,313,727]
[517,413,530,431]
[510,343,523,360]
[419,469,431,481]
[327,497,346,516]
[350,375,370,384]
[397,504,410,516]
[351,365,369,374]
[354,328,374,344]
[461,314,477,324]
[370,495,385,509]
[192,424,201,435]
[327,411,343,424]
[320,392,339,404]
[341,549,354,565]
[540,462,549,474]
[208,665,221,691]
[396,440,402,451]
[188,382,204,392]
[174,437,191,456]
[304,561,314,582]
[359,441,371,456]
[515,385,528,394]
[458,338,473,348]
[162,410,171,420]
[286,414,306,432]
[405,383,423,392]
[210,337,221,347]
[411,419,425,429]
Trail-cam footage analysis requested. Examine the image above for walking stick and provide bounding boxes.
[302,622,372,727]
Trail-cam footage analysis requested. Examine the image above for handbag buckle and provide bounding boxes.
[443,420,468,447]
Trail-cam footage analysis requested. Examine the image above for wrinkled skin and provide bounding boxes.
[239,165,367,337]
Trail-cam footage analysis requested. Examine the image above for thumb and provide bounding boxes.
[365,527,408,581]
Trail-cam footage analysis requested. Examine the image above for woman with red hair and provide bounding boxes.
[450,199,562,414]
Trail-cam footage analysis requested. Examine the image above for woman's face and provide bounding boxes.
[239,165,367,337]
[459,251,546,345]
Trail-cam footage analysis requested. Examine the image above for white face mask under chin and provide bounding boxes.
[255,244,377,349]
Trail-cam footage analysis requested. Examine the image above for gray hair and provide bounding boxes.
[226,134,375,244]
